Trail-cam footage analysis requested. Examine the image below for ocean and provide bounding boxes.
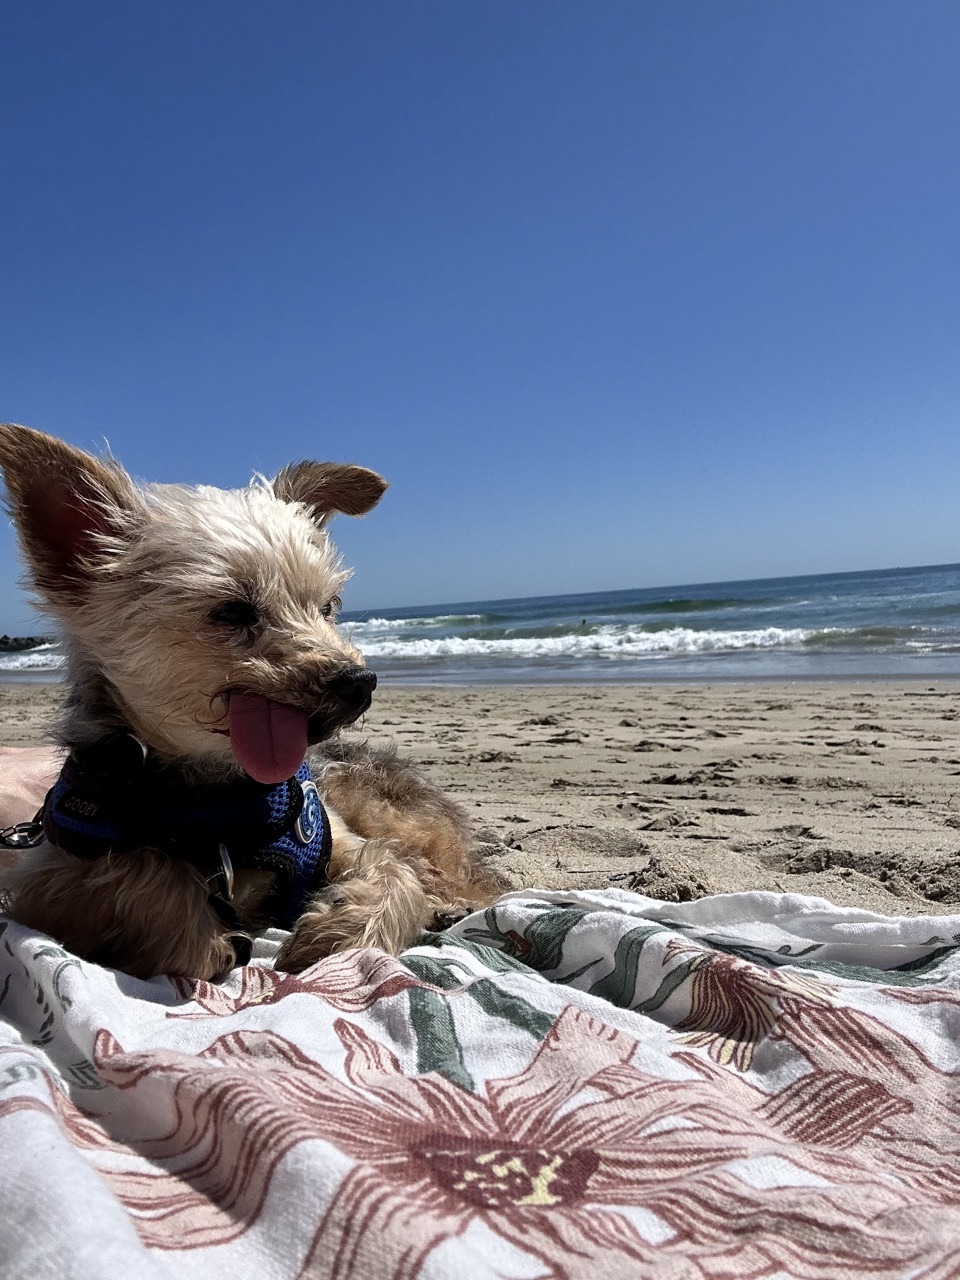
[4,562,960,684]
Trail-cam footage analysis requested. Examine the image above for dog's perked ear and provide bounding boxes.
[0,424,139,601]
[272,461,388,526]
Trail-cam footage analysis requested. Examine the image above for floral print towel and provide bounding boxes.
[1,887,959,1279]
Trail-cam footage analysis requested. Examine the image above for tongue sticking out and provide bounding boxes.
[228,692,308,784]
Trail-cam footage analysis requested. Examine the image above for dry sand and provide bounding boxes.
[3,680,960,917]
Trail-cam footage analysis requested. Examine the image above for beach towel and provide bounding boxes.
[1,887,959,1279]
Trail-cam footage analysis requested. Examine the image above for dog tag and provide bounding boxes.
[296,780,321,844]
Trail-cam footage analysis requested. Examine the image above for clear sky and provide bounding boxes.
[2,1,959,631]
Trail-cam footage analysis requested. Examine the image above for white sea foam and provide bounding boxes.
[348,613,485,634]
[348,617,404,631]
[0,644,65,672]
[359,625,812,661]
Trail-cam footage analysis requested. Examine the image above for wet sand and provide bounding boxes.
[3,680,960,916]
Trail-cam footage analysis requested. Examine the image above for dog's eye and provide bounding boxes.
[320,595,342,620]
[210,600,259,629]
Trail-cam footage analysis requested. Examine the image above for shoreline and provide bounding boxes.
[2,680,959,919]
[5,670,960,687]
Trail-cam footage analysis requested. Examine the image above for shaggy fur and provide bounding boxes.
[0,424,499,979]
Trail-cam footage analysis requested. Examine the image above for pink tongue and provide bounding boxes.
[228,692,308,784]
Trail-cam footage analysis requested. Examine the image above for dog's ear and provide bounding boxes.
[272,461,388,525]
[0,424,139,601]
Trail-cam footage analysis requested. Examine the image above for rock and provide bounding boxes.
[0,635,54,652]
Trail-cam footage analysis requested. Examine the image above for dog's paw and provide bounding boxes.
[275,842,433,971]
[428,899,477,932]
[275,898,344,972]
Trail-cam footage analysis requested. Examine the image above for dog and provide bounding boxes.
[0,424,498,979]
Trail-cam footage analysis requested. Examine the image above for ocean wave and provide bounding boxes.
[801,625,934,649]
[359,625,812,661]
[616,596,773,616]
[347,613,488,633]
[0,646,65,672]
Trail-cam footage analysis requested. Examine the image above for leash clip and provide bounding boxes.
[0,812,45,850]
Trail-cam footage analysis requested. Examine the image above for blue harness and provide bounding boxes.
[42,736,332,951]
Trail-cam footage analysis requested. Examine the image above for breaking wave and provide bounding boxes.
[359,625,812,661]
[0,643,65,673]
[348,613,489,634]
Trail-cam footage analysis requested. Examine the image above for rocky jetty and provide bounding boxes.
[0,635,54,653]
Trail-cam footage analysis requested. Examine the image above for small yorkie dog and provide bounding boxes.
[0,425,498,979]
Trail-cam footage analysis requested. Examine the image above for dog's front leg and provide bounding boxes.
[275,837,433,972]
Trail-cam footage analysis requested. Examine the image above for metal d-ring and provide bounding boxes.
[217,843,236,901]
[0,804,46,850]
[0,818,45,849]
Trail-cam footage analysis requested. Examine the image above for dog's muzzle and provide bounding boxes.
[306,666,377,744]
[330,666,377,715]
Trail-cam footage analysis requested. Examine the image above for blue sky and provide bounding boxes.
[2,1,959,631]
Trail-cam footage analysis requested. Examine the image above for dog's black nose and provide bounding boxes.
[329,666,377,712]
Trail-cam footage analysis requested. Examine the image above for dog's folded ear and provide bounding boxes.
[272,461,388,526]
[0,424,139,601]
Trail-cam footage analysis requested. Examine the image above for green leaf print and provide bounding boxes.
[587,922,670,1007]
[415,931,537,976]
[403,954,555,1043]
[408,986,474,1091]
[463,905,589,972]
[632,957,703,1014]
[692,934,959,986]
[461,979,555,1041]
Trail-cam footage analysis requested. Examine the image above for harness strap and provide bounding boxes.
[41,738,332,933]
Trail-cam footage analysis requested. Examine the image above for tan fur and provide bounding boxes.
[278,839,434,971]
[319,741,501,904]
[273,460,389,523]
[3,844,238,978]
[0,424,498,979]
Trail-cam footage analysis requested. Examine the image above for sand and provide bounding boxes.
[2,680,960,917]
